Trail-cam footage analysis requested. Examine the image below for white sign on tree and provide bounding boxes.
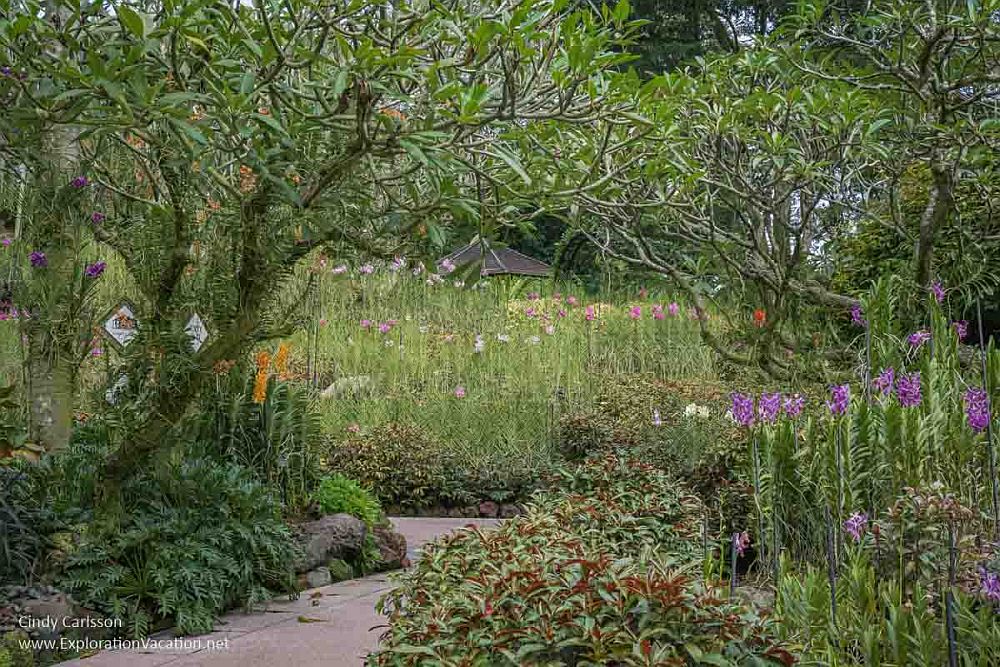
[102,301,139,349]
[185,313,210,352]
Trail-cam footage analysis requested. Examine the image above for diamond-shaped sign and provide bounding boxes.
[185,313,210,352]
[102,301,139,349]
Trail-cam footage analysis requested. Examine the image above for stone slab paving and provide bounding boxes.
[60,518,499,667]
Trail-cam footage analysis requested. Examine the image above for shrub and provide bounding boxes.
[555,411,614,460]
[313,474,382,526]
[0,466,56,585]
[372,454,794,666]
[327,423,462,509]
[59,457,296,638]
[192,362,323,512]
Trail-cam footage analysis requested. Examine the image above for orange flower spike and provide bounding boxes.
[752,308,766,328]
[274,343,290,379]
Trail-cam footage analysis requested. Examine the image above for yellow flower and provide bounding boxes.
[274,343,289,379]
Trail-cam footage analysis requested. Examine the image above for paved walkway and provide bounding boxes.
[61,518,499,667]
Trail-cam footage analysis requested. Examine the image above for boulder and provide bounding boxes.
[478,501,499,518]
[498,504,521,518]
[292,514,367,573]
[372,525,408,570]
[303,567,332,589]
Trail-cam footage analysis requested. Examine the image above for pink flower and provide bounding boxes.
[585,305,596,321]
[454,386,466,398]
[652,304,665,320]
[359,263,375,275]
[544,325,555,335]
[629,306,641,320]
[440,258,456,274]
[557,309,567,318]
[347,423,361,433]
[91,347,103,357]
[527,292,540,301]
[525,307,537,318]
[360,319,373,329]
[667,302,679,316]
[319,318,328,327]
[331,264,348,275]
[378,322,392,334]
[566,296,578,307]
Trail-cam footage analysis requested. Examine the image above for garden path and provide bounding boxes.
[59,517,499,667]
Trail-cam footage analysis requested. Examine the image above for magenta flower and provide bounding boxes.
[629,306,641,320]
[29,251,47,268]
[667,302,679,316]
[843,512,868,542]
[758,392,782,424]
[454,385,466,398]
[953,320,968,341]
[525,307,537,318]
[1,238,11,247]
[319,318,328,327]
[360,319,373,329]
[557,309,567,318]
[70,175,89,188]
[896,372,922,408]
[652,304,664,320]
[585,305,596,321]
[359,263,374,275]
[378,322,392,334]
[979,568,1000,602]
[908,330,931,349]
[90,347,103,357]
[931,281,946,304]
[730,393,755,427]
[850,304,866,328]
[527,292,540,301]
[566,296,578,307]
[827,384,850,415]
[873,367,895,395]
[84,261,106,278]
[91,212,106,224]
[783,393,805,418]
[732,531,751,557]
[964,387,990,433]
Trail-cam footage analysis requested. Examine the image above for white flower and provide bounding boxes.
[544,325,555,335]
[697,405,710,419]
[652,409,662,427]
[684,403,698,417]
[383,339,394,347]
[454,281,465,288]
[497,333,510,343]
[526,335,541,345]
[473,335,485,353]
[418,325,429,334]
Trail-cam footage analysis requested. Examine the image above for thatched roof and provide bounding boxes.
[438,236,551,277]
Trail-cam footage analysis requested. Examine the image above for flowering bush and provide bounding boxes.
[372,454,794,666]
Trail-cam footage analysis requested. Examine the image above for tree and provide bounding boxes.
[534,49,880,374]
[788,0,1000,288]
[0,0,637,472]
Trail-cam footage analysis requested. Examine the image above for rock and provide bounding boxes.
[292,514,367,573]
[498,503,521,518]
[304,567,332,589]
[327,559,355,583]
[478,501,499,518]
[320,375,374,399]
[372,525,408,571]
[461,505,479,518]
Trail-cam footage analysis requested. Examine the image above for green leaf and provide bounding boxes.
[486,147,532,187]
[117,6,145,39]
[253,112,287,136]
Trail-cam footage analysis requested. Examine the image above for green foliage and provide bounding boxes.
[0,632,33,667]
[372,453,794,665]
[193,360,323,511]
[327,423,462,510]
[777,549,1000,665]
[312,474,382,527]
[0,465,55,585]
[58,457,296,638]
[555,411,614,460]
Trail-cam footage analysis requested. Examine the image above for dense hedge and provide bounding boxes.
[371,454,794,666]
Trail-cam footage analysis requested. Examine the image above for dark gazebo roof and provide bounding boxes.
[437,236,552,277]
